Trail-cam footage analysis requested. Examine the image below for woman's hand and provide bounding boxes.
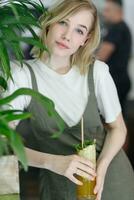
[45,154,96,185]
[94,159,108,200]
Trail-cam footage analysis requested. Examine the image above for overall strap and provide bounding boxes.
[87,59,104,127]
[88,59,96,97]
[25,62,38,91]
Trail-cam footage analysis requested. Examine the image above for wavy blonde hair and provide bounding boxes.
[32,0,100,74]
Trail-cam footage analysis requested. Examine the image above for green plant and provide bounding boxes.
[0,0,65,171]
[0,88,65,170]
[0,0,48,80]
[74,139,95,152]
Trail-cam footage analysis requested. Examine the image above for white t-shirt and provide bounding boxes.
[3,59,121,127]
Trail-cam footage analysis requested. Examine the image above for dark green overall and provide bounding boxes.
[17,63,134,200]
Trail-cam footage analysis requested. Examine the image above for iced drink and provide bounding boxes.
[76,141,96,200]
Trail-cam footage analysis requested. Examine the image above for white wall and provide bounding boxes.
[36,0,60,8]
[124,0,134,54]
[123,0,134,99]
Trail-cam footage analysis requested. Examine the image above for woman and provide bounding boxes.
[6,0,134,199]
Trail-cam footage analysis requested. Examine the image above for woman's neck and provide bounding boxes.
[41,54,71,74]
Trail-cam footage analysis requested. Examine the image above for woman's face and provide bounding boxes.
[46,9,93,58]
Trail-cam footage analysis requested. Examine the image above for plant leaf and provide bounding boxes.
[0,112,32,122]
[0,88,65,136]
[0,119,28,170]
[10,41,24,65]
[0,40,11,79]
[1,15,40,27]
[19,37,48,51]
[0,136,9,156]
[0,109,23,115]
[0,76,7,90]
[73,139,95,152]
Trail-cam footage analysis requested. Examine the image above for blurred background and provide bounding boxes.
[96,0,134,173]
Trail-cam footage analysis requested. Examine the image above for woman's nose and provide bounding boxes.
[62,28,72,41]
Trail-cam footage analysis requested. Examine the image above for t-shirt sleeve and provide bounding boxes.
[2,61,32,111]
[94,60,121,123]
[103,25,122,47]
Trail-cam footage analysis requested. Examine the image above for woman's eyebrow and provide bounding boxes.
[65,19,88,31]
[78,24,88,31]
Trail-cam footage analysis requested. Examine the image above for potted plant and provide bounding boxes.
[0,1,65,199]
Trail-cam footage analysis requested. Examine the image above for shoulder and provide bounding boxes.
[109,23,121,32]
[92,60,121,122]
[108,22,129,34]
[93,59,109,81]
[94,59,109,70]
[93,59,113,97]
[10,59,38,74]
[10,59,37,88]
[10,60,28,77]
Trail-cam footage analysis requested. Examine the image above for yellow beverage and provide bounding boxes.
[77,176,96,200]
[76,141,96,200]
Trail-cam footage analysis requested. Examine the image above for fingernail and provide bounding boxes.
[80,182,83,186]
[94,189,97,194]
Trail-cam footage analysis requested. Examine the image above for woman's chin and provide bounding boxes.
[51,50,71,58]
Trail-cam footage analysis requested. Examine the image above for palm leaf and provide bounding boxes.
[1,26,24,64]
[0,109,23,115]
[0,76,7,90]
[0,0,64,170]
[10,42,24,66]
[0,0,48,79]
[0,112,32,122]
[0,119,28,171]
[0,15,40,27]
[19,37,48,51]
[0,88,65,135]
[0,40,11,79]
[0,136,9,156]
[23,25,39,40]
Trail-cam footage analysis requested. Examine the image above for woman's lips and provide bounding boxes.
[56,41,70,49]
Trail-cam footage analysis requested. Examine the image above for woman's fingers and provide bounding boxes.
[96,186,103,200]
[72,155,96,179]
[94,175,100,194]
[69,175,83,185]
[64,155,96,184]
[94,175,104,200]
[76,162,96,178]
[75,168,95,181]
[78,156,95,170]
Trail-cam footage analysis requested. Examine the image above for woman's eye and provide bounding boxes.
[76,29,84,35]
[58,21,67,26]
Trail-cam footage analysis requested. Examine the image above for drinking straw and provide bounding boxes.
[81,117,84,149]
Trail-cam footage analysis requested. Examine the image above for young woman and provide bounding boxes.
[6,0,134,199]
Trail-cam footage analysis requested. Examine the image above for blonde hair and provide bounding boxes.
[32,0,100,74]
